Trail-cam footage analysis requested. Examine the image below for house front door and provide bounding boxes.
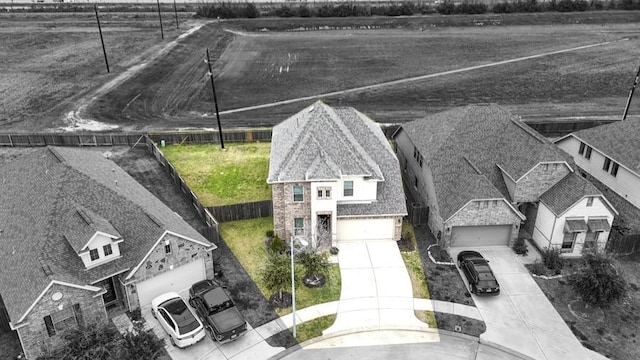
[317,214,331,247]
[101,277,117,305]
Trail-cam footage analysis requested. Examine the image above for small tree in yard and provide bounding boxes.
[298,251,329,288]
[570,252,627,308]
[261,252,295,308]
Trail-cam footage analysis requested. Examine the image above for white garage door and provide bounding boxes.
[337,218,395,241]
[450,225,512,248]
[136,258,206,307]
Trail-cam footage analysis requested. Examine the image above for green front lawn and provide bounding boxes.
[295,315,336,344]
[160,143,271,206]
[219,217,341,317]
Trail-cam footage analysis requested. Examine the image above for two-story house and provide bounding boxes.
[267,101,407,248]
[0,147,216,359]
[393,104,617,256]
[555,118,640,231]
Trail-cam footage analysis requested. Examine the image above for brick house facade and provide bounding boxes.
[271,182,313,244]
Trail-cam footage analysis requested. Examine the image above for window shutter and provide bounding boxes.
[44,315,55,337]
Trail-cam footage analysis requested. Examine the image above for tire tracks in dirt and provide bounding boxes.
[61,21,210,132]
[217,37,630,116]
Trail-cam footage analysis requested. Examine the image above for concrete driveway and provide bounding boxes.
[142,302,284,360]
[450,247,593,360]
[324,239,429,335]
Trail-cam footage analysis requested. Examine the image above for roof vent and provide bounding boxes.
[76,208,93,225]
[42,264,53,276]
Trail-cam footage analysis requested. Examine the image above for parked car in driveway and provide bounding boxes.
[189,279,248,343]
[457,251,500,295]
[151,292,206,348]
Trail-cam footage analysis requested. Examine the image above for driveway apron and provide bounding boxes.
[324,239,429,336]
[451,247,592,360]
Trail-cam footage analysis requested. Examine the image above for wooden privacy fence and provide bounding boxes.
[207,200,273,223]
[148,129,272,145]
[606,232,640,255]
[146,136,220,243]
[0,133,145,147]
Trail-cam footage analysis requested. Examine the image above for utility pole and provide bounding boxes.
[622,63,640,121]
[205,48,225,149]
[94,5,109,73]
[173,0,179,29]
[156,0,164,39]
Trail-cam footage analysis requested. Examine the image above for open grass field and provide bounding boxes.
[2,12,640,132]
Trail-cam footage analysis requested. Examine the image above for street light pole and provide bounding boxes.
[290,236,308,340]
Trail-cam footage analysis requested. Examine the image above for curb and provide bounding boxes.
[478,337,538,360]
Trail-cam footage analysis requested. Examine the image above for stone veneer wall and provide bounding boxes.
[272,182,312,243]
[124,232,214,311]
[443,201,521,247]
[16,283,106,360]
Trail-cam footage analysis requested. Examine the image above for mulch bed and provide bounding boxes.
[413,224,474,306]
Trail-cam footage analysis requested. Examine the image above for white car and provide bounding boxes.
[151,292,205,348]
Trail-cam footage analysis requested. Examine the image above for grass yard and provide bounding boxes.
[160,143,271,206]
[399,221,437,328]
[295,315,337,344]
[219,217,341,317]
[534,254,640,360]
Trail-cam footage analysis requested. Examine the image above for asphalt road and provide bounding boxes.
[276,330,526,360]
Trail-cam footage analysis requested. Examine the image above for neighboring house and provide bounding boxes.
[393,104,617,255]
[555,119,640,230]
[267,101,407,248]
[535,172,617,256]
[0,147,216,359]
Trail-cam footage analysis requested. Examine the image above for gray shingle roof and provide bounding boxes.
[539,172,604,216]
[62,206,122,254]
[570,118,640,173]
[399,104,573,220]
[0,147,213,324]
[269,101,407,217]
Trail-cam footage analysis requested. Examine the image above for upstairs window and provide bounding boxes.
[586,197,594,207]
[165,244,172,254]
[578,142,585,155]
[343,181,353,197]
[611,163,619,177]
[603,158,611,172]
[413,146,424,167]
[293,185,304,202]
[103,244,113,256]
[584,146,592,159]
[317,187,331,199]
[89,249,99,261]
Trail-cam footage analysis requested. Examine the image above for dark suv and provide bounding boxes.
[188,280,248,343]
[457,251,500,295]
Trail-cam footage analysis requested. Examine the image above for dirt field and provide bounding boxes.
[2,12,640,132]
[0,12,201,132]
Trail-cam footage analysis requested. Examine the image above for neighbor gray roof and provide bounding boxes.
[269,101,407,217]
[0,147,213,324]
[399,104,573,220]
[568,118,640,173]
[540,172,610,216]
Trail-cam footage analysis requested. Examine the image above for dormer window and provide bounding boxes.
[165,244,172,254]
[103,244,113,256]
[90,249,99,261]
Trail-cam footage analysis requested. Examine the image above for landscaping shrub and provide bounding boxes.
[298,251,329,287]
[570,252,627,308]
[269,235,286,254]
[36,322,164,360]
[542,247,564,274]
[529,260,547,275]
[512,237,529,256]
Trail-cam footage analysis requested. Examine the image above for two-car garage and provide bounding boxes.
[337,217,396,242]
[135,258,207,307]
[449,225,513,248]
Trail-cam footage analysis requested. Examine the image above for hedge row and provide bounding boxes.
[195,0,640,18]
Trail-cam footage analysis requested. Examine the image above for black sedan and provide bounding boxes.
[457,251,500,295]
